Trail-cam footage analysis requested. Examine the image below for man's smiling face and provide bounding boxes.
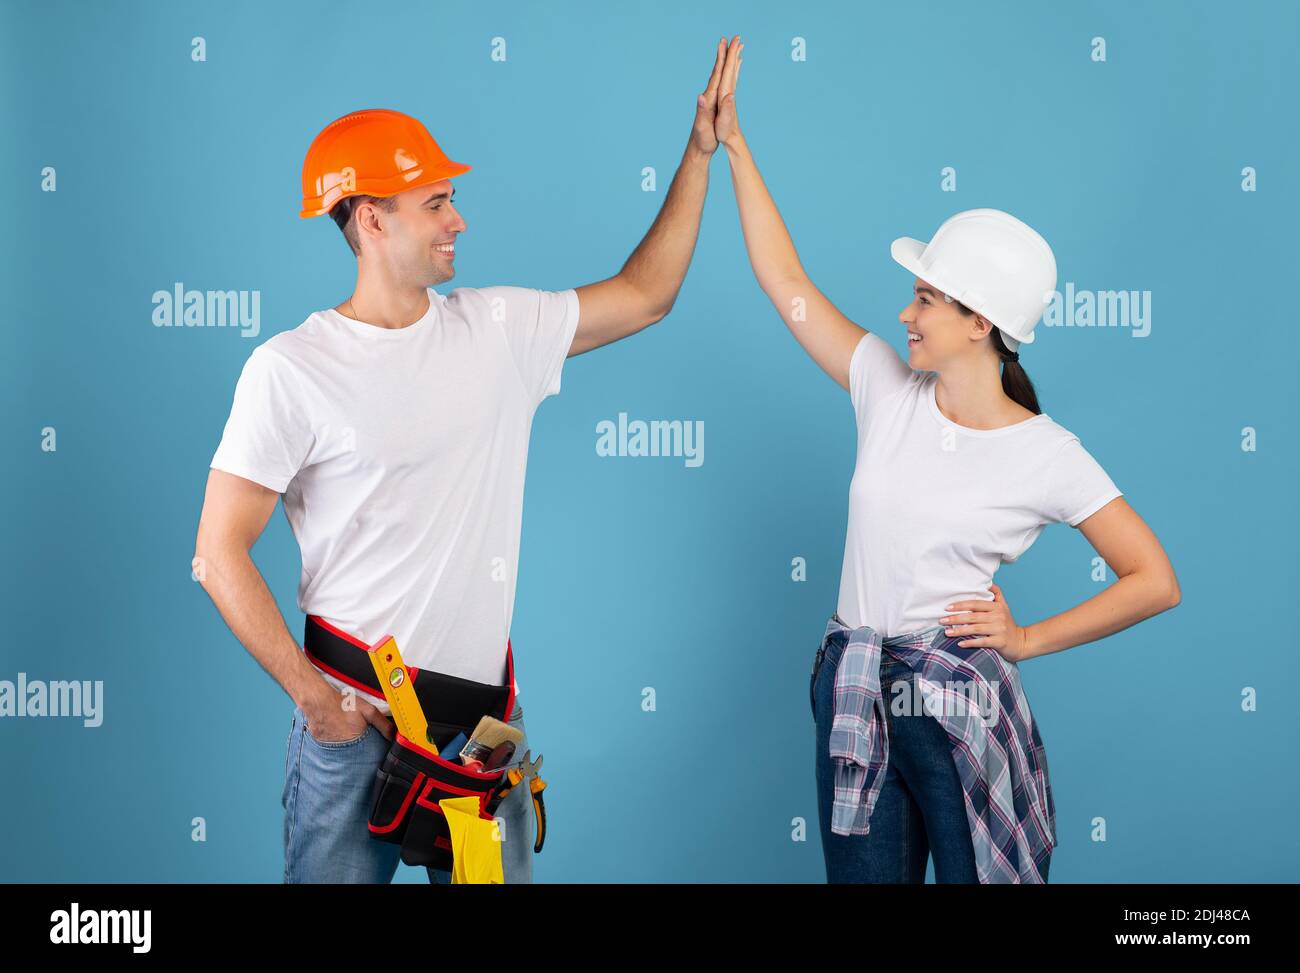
[355,180,468,286]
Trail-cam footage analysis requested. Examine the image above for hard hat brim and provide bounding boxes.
[890,237,930,282]
[299,160,472,218]
[891,235,966,309]
[890,235,1036,345]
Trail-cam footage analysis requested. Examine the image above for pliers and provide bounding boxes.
[497,749,547,853]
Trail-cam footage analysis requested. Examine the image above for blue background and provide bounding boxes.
[3,0,1297,882]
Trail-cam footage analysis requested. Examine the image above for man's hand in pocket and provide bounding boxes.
[303,687,396,743]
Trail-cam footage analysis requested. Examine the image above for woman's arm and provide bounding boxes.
[1023,497,1181,659]
[941,498,1179,662]
[717,49,865,390]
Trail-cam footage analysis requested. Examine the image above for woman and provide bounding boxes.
[713,40,1181,883]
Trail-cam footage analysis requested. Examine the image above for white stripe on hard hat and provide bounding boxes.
[892,209,1056,351]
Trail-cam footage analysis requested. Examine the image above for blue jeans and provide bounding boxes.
[812,634,1008,884]
[282,701,535,883]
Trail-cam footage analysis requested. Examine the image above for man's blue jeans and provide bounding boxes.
[812,635,1031,883]
[283,701,535,883]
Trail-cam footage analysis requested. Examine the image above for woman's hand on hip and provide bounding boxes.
[939,582,1030,663]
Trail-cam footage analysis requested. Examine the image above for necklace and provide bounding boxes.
[347,297,359,322]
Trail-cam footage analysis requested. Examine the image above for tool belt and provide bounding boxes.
[303,614,530,873]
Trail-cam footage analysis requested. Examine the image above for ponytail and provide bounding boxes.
[991,328,1041,415]
[950,299,1042,414]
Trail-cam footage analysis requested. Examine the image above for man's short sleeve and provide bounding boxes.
[849,330,914,426]
[1043,436,1123,527]
[209,346,315,494]
[478,286,580,407]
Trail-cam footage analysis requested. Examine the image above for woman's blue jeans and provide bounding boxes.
[282,701,535,883]
[812,634,1032,883]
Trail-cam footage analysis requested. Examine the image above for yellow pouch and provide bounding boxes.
[438,797,505,884]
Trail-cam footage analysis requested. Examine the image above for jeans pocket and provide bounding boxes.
[285,709,297,776]
[810,644,827,719]
[303,719,371,749]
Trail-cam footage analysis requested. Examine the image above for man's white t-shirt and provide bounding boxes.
[209,286,580,713]
[837,331,1123,637]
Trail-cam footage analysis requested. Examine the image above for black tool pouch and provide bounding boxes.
[303,614,519,872]
[367,725,514,870]
[365,666,517,870]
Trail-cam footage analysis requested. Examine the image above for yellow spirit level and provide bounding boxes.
[366,634,437,755]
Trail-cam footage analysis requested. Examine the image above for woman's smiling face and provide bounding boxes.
[898,277,987,367]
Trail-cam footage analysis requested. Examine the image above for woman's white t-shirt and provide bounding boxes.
[837,331,1123,637]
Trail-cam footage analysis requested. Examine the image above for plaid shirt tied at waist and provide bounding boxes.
[823,614,1057,883]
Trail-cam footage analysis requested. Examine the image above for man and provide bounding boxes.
[193,37,743,883]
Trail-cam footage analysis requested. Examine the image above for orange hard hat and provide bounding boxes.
[299,108,471,218]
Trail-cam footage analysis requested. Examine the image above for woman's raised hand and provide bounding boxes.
[714,36,743,147]
[691,36,742,155]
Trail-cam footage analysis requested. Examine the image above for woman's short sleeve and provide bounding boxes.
[848,331,914,426]
[1044,437,1123,527]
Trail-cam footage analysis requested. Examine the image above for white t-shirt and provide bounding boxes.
[209,285,580,711]
[837,331,1123,637]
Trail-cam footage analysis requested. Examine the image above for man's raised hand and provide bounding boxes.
[691,36,738,155]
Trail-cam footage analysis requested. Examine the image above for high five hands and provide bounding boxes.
[691,35,744,155]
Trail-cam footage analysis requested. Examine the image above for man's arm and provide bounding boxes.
[193,469,393,742]
[569,37,737,357]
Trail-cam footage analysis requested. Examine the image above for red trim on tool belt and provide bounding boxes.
[415,779,495,820]
[368,772,427,835]
[301,616,514,728]
[302,613,518,780]
[302,645,386,702]
[503,639,515,724]
[395,732,508,781]
[309,614,371,650]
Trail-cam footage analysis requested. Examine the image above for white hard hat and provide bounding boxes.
[891,208,1057,353]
